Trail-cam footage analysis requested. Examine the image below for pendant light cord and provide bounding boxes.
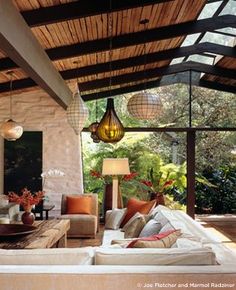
[108,0,113,98]
[7,71,13,120]
[73,60,80,99]
[140,19,149,92]
[95,53,99,122]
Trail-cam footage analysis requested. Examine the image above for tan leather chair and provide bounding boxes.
[60,194,99,238]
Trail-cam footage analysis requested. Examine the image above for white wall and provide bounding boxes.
[0,89,84,215]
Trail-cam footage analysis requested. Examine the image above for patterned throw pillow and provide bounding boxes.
[124,215,148,238]
[127,230,181,248]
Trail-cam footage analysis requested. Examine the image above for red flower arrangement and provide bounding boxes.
[8,188,44,212]
[90,170,138,184]
[140,179,175,194]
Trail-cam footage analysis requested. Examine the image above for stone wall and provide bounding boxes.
[0,89,84,216]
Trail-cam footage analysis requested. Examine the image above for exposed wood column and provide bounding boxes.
[186,130,196,219]
[0,1,72,109]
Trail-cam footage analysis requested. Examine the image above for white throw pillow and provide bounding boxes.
[154,212,169,227]
[105,208,127,230]
[139,219,162,237]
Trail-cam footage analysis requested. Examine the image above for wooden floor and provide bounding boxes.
[197,215,236,251]
[67,217,236,250]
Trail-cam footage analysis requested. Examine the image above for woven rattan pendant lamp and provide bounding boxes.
[67,88,89,135]
[67,62,89,135]
[96,0,124,143]
[127,19,162,120]
[0,71,23,141]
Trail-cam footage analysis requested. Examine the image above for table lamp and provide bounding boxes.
[102,158,130,209]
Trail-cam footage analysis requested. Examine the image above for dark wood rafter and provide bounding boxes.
[213,30,236,37]
[0,61,235,94]
[82,127,236,132]
[0,15,235,72]
[81,78,236,101]
[1,42,236,73]
[21,0,173,27]
[76,61,236,91]
[82,80,161,101]
[199,79,236,93]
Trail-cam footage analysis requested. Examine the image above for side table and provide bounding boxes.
[43,204,55,220]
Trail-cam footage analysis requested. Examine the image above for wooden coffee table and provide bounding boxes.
[0,219,70,249]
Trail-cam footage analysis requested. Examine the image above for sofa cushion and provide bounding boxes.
[95,247,218,265]
[102,229,125,247]
[0,248,95,265]
[105,208,127,230]
[128,230,181,248]
[60,214,97,237]
[120,198,156,227]
[139,219,162,237]
[124,214,147,238]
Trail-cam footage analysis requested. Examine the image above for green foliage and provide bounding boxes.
[83,83,236,213]
[195,166,236,214]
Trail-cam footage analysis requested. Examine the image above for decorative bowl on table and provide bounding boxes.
[0,224,37,237]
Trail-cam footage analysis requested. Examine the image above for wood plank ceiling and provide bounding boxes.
[0,0,235,106]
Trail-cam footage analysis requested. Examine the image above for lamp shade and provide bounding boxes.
[127,92,162,120]
[67,89,89,135]
[96,98,124,143]
[102,158,130,176]
[0,119,23,141]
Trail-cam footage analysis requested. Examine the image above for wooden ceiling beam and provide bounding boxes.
[82,78,236,102]
[47,15,236,60]
[0,15,235,72]
[0,61,235,94]
[199,79,236,94]
[77,61,236,91]
[21,0,173,27]
[0,1,72,109]
[82,80,161,101]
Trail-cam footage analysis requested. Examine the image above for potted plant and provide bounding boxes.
[8,188,44,225]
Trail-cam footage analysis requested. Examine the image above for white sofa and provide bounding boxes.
[0,206,235,290]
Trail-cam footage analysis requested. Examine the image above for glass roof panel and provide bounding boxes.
[219,0,236,15]
[170,57,185,65]
[198,1,223,19]
[200,32,235,46]
[181,33,201,47]
[187,54,215,65]
[215,27,236,36]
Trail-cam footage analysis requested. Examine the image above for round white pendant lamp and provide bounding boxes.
[0,71,23,141]
[0,119,23,141]
[127,19,162,121]
[67,89,89,135]
[127,92,162,120]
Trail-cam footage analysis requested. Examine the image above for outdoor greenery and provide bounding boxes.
[83,83,236,214]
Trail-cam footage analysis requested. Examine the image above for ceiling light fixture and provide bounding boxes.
[88,53,100,143]
[127,19,162,120]
[0,71,23,141]
[96,0,125,143]
[67,62,89,135]
[89,100,100,143]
